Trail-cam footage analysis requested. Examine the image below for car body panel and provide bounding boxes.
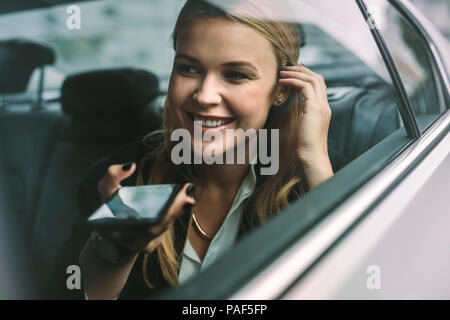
[283,123,450,299]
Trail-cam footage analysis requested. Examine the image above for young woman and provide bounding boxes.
[57,0,333,299]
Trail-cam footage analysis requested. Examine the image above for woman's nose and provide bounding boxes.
[193,74,222,106]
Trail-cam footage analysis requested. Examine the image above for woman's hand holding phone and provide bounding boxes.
[80,163,195,299]
[95,162,196,254]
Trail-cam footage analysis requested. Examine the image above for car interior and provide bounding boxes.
[0,1,410,298]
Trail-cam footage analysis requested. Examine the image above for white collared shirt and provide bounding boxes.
[178,164,257,285]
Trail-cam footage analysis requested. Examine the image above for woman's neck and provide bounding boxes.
[194,162,251,195]
[189,163,251,242]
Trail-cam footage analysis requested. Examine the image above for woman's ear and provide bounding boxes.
[273,86,291,106]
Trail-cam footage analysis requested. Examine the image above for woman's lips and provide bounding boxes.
[194,120,235,134]
[185,111,235,133]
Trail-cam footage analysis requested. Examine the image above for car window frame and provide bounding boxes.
[389,0,450,129]
[364,0,450,133]
[356,0,421,140]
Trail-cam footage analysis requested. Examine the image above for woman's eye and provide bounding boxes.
[224,71,249,81]
[175,64,197,74]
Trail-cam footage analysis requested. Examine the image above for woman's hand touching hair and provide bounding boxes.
[278,64,334,189]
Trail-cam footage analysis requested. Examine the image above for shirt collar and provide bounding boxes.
[227,163,257,212]
[182,164,257,263]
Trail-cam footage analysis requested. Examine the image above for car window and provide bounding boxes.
[408,0,450,41]
[0,0,408,169]
[0,0,181,95]
[1,0,417,299]
[162,0,414,298]
[364,0,447,131]
[281,0,406,169]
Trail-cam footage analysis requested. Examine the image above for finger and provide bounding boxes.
[148,183,195,235]
[164,183,196,222]
[278,77,317,102]
[106,162,136,186]
[285,64,321,78]
[285,65,327,91]
[98,162,136,201]
[279,70,325,101]
[283,66,327,97]
[301,67,327,100]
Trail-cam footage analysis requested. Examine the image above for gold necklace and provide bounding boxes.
[192,210,213,241]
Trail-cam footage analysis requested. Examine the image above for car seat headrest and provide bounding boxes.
[59,68,160,142]
[0,38,55,93]
[61,68,159,119]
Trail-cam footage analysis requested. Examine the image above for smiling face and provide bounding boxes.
[167,16,281,160]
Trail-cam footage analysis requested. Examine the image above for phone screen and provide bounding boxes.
[87,184,183,228]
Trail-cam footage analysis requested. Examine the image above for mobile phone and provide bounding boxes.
[87,184,183,230]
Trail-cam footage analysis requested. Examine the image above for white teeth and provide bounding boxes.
[192,115,231,127]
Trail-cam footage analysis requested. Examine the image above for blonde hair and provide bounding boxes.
[137,0,304,287]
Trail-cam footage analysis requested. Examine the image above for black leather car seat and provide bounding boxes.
[30,68,161,287]
[327,74,401,171]
[0,67,162,291]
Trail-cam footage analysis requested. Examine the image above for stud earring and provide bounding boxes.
[277,97,283,103]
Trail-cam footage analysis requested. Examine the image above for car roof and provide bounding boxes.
[0,0,92,15]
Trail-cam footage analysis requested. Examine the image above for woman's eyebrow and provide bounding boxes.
[175,54,258,72]
[174,54,198,63]
[222,61,259,72]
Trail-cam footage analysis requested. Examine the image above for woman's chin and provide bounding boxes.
[190,141,236,164]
